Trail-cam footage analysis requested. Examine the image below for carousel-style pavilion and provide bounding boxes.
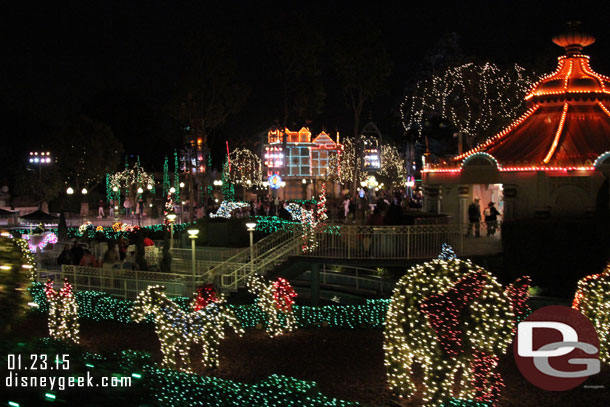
[423,27,610,221]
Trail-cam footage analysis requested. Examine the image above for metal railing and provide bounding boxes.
[39,264,208,299]
[294,264,394,296]
[301,224,464,259]
[220,235,301,291]
[207,227,299,282]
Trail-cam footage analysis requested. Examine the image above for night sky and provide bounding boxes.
[2,1,610,171]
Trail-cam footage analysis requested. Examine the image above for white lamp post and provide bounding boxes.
[66,187,74,195]
[246,222,256,274]
[166,212,177,249]
[187,228,199,277]
[81,188,88,195]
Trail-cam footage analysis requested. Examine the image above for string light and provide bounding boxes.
[209,200,250,218]
[131,285,243,372]
[44,278,80,344]
[228,148,263,187]
[29,282,390,328]
[572,263,610,363]
[301,183,327,253]
[246,276,298,337]
[22,232,58,252]
[402,62,536,146]
[384,245,528,406]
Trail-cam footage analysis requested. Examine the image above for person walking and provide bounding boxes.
[108,199,115,218]
[98,200,105,218]
[484,202,501,236]
[467,198,481,237]
[124,197,133,217]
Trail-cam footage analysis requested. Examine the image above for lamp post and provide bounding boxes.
[166,212,177,249]
[187,228,199,277]
[246,222,256,275]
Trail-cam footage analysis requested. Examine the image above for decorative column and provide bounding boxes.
[424,185,442,214]
[502,184,518,221]
[457,185,470,226]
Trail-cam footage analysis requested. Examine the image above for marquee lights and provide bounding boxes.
[542,102,569,164]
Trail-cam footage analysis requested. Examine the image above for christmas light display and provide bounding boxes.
[209,200,250,218]
[173,150,180,203]
[44,278,80,344]
[131,285,243,372]
[572,263,610,363]
[109,160,155,207]
[22,232,58,253]
[228,148,263,187]
[401,62,536,146]
[285,203,304,221]
[301,183,327,253]
[379,145,407,186]
[163,156,170,197]
[192,284,219,311]
[29,282,390,328]
[78,221,94,234]
[246,275,298,337]
[253,216,300,233]
[384,245,528,406]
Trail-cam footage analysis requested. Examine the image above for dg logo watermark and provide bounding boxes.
[513,305,600,391]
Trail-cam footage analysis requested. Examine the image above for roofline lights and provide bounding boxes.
[542,102,569,164]
[453,106,540,161]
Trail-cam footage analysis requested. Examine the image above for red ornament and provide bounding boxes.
[272,278,297,312]
[193,284,218,311]
[471,351,504,403]
[420,272,486,355]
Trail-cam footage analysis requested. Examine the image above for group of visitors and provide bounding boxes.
[467,198,501,237]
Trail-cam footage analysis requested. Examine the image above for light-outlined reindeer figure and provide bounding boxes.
[246,275,298,337]
[131,285,243,372]
[44,278,80,344]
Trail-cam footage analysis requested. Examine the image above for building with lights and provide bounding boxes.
[422,29,610,222]
[263,127,343,199]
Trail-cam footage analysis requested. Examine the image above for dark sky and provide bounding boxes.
[2,1,610,169]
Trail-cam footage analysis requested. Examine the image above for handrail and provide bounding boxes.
[220,235,301,290]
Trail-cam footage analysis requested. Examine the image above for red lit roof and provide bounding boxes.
[453,29,610,169]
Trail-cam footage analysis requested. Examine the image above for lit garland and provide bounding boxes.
[22,231,58,253]
[246,275,298,337]
[44,278,80,344]
[572,263,610,364]
[131,285,243,372]
[384,245,529,406]
[210,200,250,218]
[228,148,263,187]
[401,62,537,146]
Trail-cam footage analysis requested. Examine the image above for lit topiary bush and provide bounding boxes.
[572,262,610,364]
[384,245,529,406]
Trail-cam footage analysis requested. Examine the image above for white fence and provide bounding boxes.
[301,224,464,259]
[39,265,210,299]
